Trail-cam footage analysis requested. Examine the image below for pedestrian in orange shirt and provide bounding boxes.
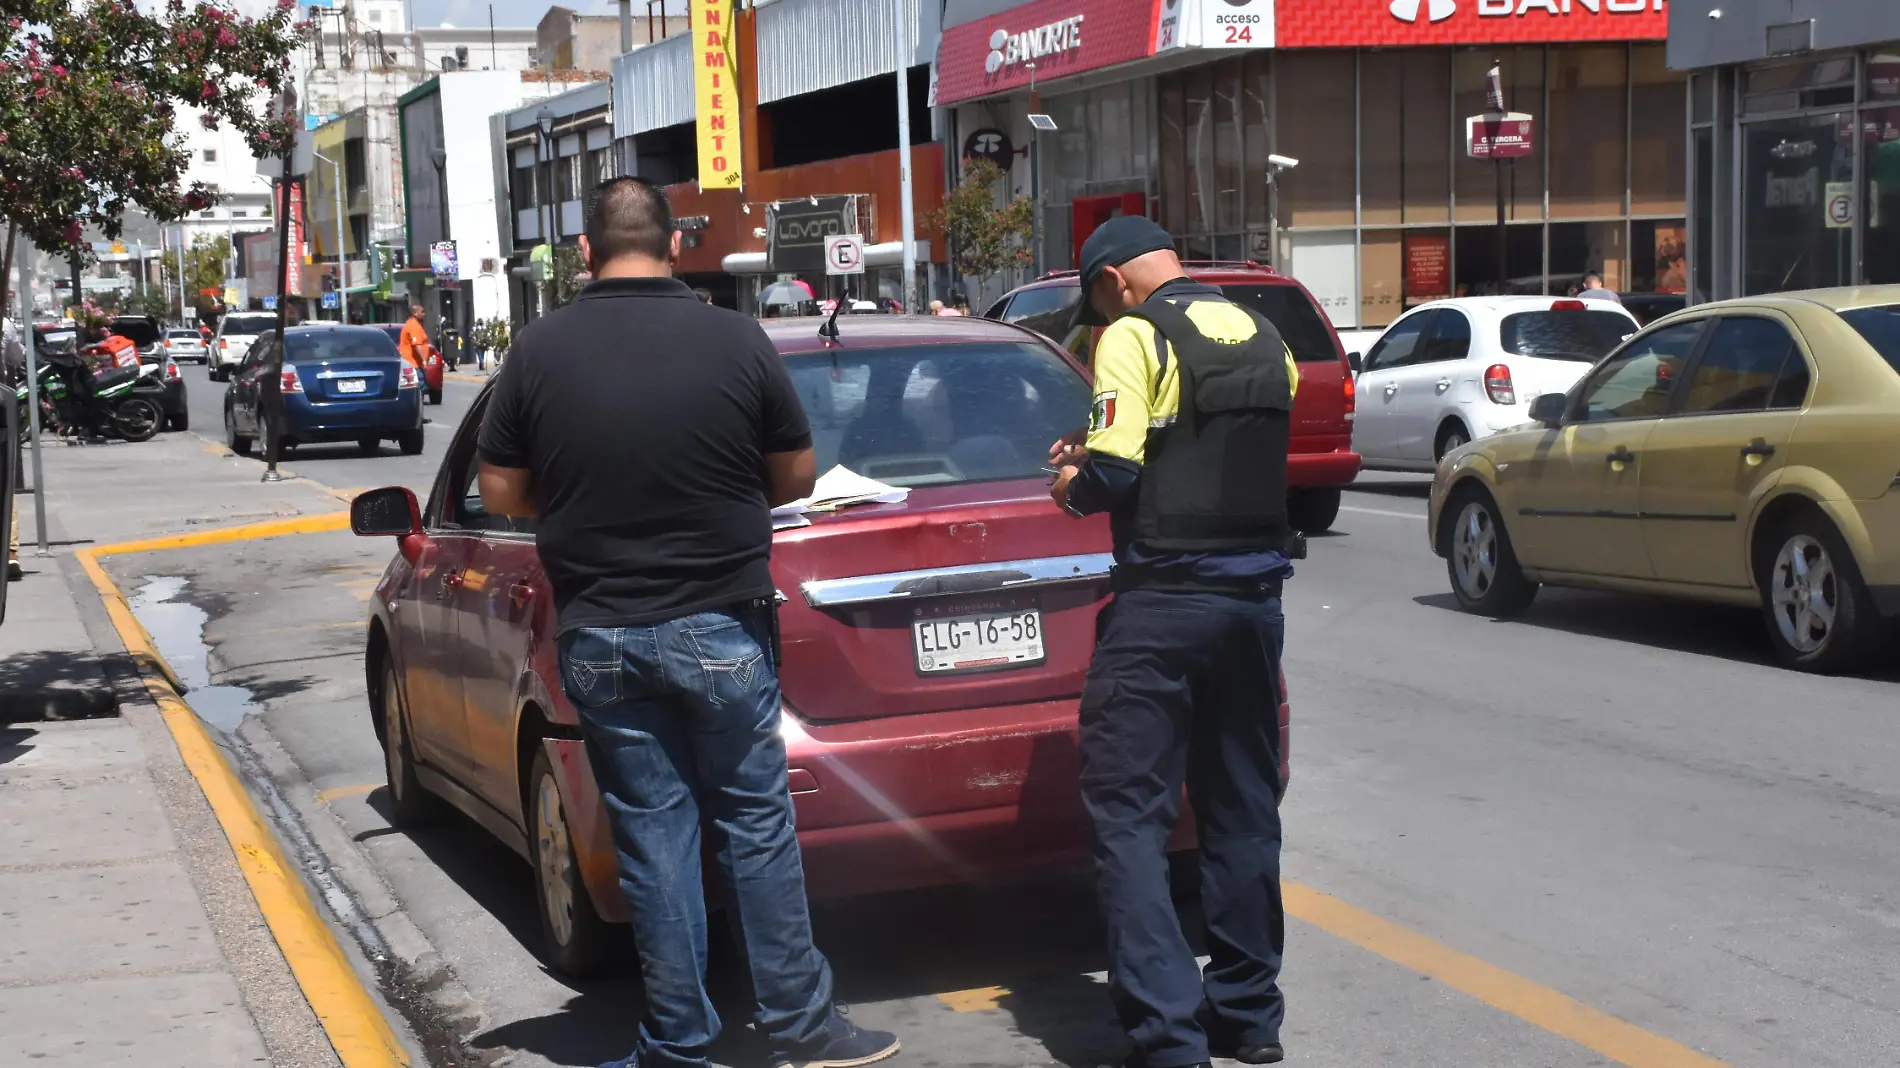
[397,303,430,370]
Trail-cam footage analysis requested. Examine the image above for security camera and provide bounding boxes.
[1268,154,1299,171]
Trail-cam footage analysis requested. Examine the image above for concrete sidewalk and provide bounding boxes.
[0,436,350,1068]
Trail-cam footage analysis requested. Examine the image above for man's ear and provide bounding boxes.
[578,234,596,274]
[668,229,682,266]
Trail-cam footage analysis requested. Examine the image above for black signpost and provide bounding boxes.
[263,91,297,483]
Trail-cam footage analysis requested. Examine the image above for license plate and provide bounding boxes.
[336,378,368,393]
[913,610,1044,674]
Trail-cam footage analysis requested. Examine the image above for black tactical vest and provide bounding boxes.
[1123,294,1295,553]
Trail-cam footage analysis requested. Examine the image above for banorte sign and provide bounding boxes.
[1277,0,1668,47]
[936,0,1163,106]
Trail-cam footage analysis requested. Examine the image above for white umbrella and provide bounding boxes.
[759,280,809,306]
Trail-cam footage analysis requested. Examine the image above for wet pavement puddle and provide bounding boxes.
[129,575,264,733]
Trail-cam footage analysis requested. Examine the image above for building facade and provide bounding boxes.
[1668,0,1900,301]
[501,79,615,321]
[938,0,1686,342]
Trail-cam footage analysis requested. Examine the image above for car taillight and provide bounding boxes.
[165,360,181,381]
[1484,364,1516,405]
[220,338,227,349]
[280,366,304,393]
[1342,373,1355,418]
[398,364,420,390]
[1550,299,1587,311]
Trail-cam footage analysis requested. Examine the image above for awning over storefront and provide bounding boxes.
[721,240,934,275]
[756,0,939,105]
[612,33,692,139]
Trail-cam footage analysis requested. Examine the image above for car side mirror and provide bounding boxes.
[1529,392,1568,427]
[1346,351,1362,374]
[351,486,422,537]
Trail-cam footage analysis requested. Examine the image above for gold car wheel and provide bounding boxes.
[1769,534,1839,656]
[1453,501,1499,600]
[534,771,577,949]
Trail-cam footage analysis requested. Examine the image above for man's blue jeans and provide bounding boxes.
[558,604,835,1068]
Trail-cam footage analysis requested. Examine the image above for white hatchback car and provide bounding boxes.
[1351,296,1640,471]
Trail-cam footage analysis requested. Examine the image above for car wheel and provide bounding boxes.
[1757,514,1887,673]
[1287,487,1342,534]
[398,428,424,455]
[528,747,615,978]
[1435,423,1471,462]
[224,403,253,456]
[381,663,443,827]
[166,411,189,433]
[358,436,381,456]
[1445,486,1537,617]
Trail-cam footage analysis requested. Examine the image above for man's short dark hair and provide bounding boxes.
[585,176,674,263]
[1582,271,1604,286]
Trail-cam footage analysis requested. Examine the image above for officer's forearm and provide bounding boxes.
[1067,455,1140,516]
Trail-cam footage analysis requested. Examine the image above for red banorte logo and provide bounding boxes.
[1390,0,1456,22]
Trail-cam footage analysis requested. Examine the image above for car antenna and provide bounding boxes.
[817,285,846,342]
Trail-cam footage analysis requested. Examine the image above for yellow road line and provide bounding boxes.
[315,783,381,805]
[78,514,408,1068]
[1283,883,1731,1068]
[445,372,488,384]
[936,985,1009,1012]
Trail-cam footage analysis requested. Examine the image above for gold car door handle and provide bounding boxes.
[1741,439,1776,464]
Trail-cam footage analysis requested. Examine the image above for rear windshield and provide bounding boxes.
[785,342,1089,489]
[166,329,199,340]
[1500,309,1636,362]
[111,319,162,347]
[222,316,275,337]
[1220,285,1342,363]
[1839,304,1900,375]
[284,332,400,363]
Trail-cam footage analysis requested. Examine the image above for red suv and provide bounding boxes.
[984,262,1361,532]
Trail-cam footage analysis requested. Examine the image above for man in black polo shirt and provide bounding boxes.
[477,178,900,1068]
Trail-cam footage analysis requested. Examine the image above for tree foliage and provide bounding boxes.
[159,232,230,319]
[0,0,307,253]
[928,157,1035,297]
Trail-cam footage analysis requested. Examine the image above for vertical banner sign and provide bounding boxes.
[692,0,742,190]
[285,182,305,295]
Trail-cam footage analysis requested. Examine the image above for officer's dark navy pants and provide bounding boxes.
[1079,588,1287,1068]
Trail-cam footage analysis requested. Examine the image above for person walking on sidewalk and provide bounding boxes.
[397,303,430,372]
[476,176,900,1068]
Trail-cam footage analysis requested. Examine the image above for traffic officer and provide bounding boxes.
[1048,215,1298,1068]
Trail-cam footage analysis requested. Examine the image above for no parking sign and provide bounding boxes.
[824,234,865,276]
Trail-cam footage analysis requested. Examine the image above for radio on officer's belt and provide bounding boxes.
[1285,532,1308,560]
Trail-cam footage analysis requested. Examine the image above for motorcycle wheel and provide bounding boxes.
[113,397,163,442]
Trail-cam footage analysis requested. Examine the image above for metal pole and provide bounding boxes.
[541,130,554,315]
[175,225,188,323]
[17,238,47,555]
[894,0,917,313]
[1268,177,1279,273]
[1495,158,1506,294]
[317,151,345,319]
[1027,63,1042,279]
[489,4,498,68]
[264,170,294,483]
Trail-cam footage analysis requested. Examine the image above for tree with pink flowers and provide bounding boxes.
[0,0,307,258]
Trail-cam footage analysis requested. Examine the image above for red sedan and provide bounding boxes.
[350,314,1291,975]
[371,324,445,405]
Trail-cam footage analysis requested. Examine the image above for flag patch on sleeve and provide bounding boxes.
[1090,392,1117,432]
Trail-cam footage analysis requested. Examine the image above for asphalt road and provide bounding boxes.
[106,429,1900,1068]
[176,361,489,498]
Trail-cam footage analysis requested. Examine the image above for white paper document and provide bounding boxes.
[770,465,909,517]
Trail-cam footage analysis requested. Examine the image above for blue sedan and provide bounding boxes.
[223,325,425,456]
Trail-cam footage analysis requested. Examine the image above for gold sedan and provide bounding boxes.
[1428,287,1900,673]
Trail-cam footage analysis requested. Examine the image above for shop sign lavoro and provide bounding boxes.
[1277,0,1668,47]
[937,0,1163,106]
[769,196,860,273]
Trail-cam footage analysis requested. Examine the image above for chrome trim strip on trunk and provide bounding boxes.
[800,552,1114,609]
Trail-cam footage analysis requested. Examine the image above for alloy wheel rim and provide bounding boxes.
[1453,501,1498,599]
[536,774,576,945]
[1770,534,1837,655]
[383,680,406,802]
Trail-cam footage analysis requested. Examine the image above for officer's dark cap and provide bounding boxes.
[1075,216,1177,327]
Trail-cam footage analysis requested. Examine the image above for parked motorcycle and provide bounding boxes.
[9,361,162,444]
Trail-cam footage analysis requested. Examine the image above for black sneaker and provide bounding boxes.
[778,1012,900,1068]
[7,559,20,581]
[1217,1042,1284,1064]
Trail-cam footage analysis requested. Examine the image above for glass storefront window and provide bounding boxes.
[1865,106,1900,285]
[1630,219,1688,294]
[1183,63,1217,236]
[1455,48,1545,223]
[1691,71,1713,125]
[1360,229,1452,328]
[1549,220,1627,294]
[1454,223,1545,296]
[1361,51,1452,226]
[1213,56,1244,233]
[1286,229,1357,328]
[1548,46,1627,220]
[1631,44,1687,216]
[1742,112,1854,294]
[1693,126,1713,302]
[1871,53,1900,103]
[1277,51,1356,229]
[1242,51,1272,231]
[1159,75,1188,236]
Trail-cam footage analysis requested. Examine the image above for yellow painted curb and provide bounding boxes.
[77,510,408,1068]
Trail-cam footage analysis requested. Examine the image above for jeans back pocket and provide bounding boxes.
[558,628,623,709]
[682,618,766,709]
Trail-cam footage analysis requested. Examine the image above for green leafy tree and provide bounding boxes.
[0,0,307,260]
[928,157,1035,301]
[159,233,230,319]
[551,244,587,307]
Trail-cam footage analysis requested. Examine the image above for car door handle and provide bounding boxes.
[1741,439,1776,460]
[440,570,464,596]
[1606,446,1637,467]
[508,582,535,608]
[1383,383,1399,395]
[1436,378,1452,391]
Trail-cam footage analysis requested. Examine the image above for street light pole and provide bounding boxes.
[536,106,555,316]
[893,0,916,313]
[316,150,346,319]
[16,237,47,556]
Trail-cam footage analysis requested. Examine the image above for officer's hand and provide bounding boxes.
[1049,464,1080,513]
[1049,429,1088,468]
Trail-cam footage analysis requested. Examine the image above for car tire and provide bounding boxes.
[1287,487,1342,534]
[1756,512,1888,674]
[427,388,442,406]
[358,436,381,456]
[398,428,424,455]
[380,663,444,828]
[528,747,615,978]
[167,411,189,433]
[209,367,225,383]
[1435,422,1471,462]
[1445,485,1537,617]
[224,404,253,456]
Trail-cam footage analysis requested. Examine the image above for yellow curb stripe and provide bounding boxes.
[315,783,381,805]
[78,512,408,1068]
[1283,883,1732,1068]
[936,985,1009,1013]
[444,372,487,384]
